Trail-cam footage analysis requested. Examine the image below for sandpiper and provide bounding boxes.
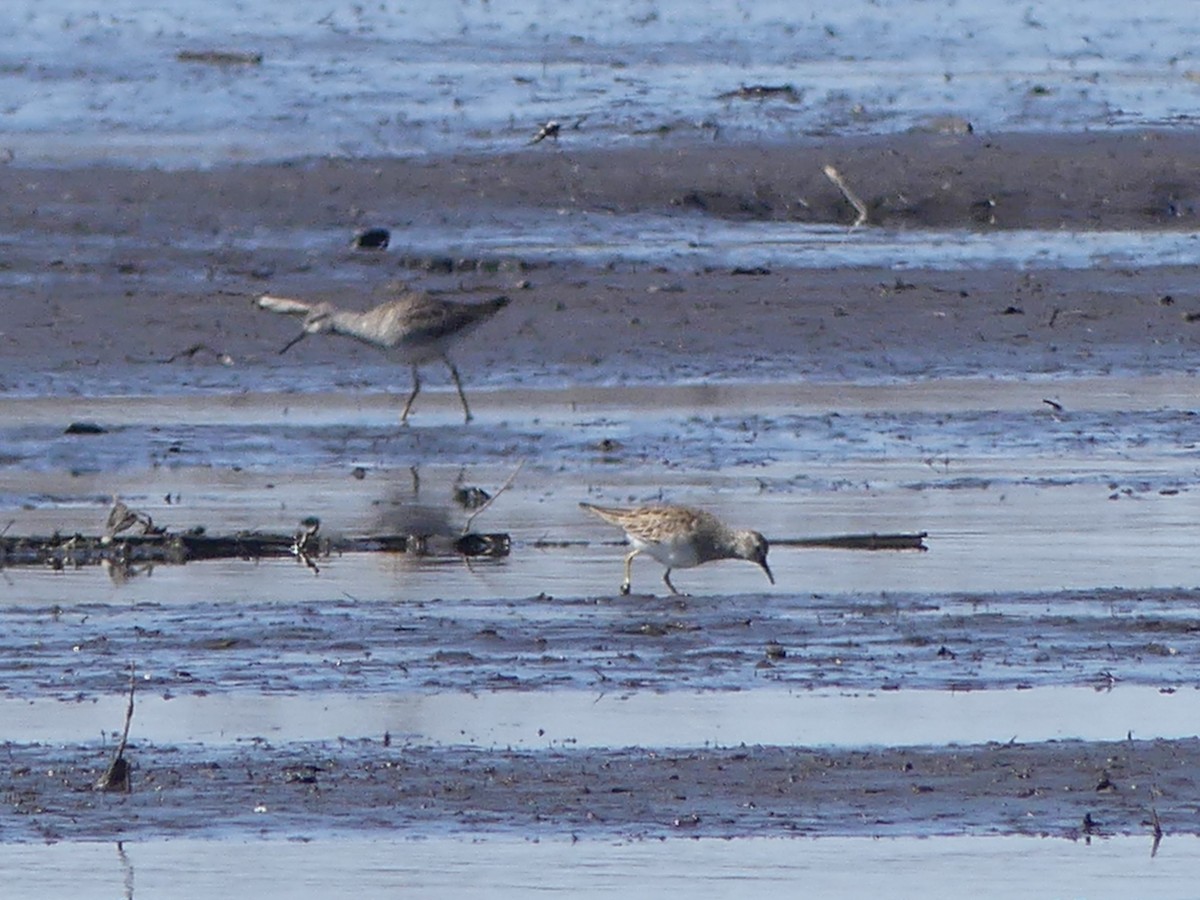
[258,291,510,423]
[579,502,774,596]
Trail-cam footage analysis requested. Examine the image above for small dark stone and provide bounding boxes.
[453,486,491,509]
[352,227,390,250]
[65,421,107,435]
[454,532,511,557]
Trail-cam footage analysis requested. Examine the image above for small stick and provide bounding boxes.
[463,461,525,534]
[771,531,928,551]
[1150,805,1163,858]
[94,663,136,793]
[823,164,869,227]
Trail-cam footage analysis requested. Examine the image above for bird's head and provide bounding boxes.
[279,303,336,353]
[736,530,774,585]
[301,303,336,334]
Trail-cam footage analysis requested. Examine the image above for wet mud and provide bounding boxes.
[4,133,1200,853]
[3,588,1200,700]
[5,736,1193,843]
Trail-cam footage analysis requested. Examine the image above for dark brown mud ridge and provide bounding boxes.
[4,737,1191,843]
[8,130,1200,233]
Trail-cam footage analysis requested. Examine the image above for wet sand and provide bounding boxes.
[3,131,1200,859]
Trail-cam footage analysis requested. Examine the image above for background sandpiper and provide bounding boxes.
[258,291,510,423]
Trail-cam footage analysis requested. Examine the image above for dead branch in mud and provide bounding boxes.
[94,663,136,793]
[531,533,928,551]
[0,527,511,570]
[771,532,929,551]
[463,461,525,534]
[1151,804,1164,857]
[176,49,263,66]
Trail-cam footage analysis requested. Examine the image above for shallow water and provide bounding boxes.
[7,216,1199,291]
[2,835,1194,899]
[4,685,1196,748]
[3,376,1200,602]
[384,214,1200,271]
[6,0,1200,166]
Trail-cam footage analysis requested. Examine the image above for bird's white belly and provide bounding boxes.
[631,534,702,569]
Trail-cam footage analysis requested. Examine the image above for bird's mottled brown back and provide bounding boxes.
[366,293,510,351]
[580,503,719,545]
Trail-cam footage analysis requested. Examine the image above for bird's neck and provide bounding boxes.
[327,309,382,340]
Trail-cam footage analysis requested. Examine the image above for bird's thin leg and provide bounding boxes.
[621,549,639,595]
[662,569,683,596]
[401,364,421,423]
[443,355,473,423]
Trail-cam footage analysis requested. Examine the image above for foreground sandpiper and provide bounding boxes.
[579,502,774,596]
[258,291,510,423]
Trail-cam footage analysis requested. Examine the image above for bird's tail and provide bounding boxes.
[578,501,627,525]
[257,294,315,316]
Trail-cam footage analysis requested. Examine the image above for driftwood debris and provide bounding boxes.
[94,664,136,793]
[531,532,929,552]
[771,532,929,551]
[176,49,263,66]
[0,528,511,570]
[717,83,803,103]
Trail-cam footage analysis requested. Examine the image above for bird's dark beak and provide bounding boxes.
[279,331,307,355]
[761,560,775,585]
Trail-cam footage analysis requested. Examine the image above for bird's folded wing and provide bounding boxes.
[257,294,314,316]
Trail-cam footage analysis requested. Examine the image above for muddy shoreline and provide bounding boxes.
[4,588,1200,699]
[2,131,1200,413]
[5,130,1200,849]
[5,736,1189,843]
[6,133,1200,400]
[8,130,1200,231]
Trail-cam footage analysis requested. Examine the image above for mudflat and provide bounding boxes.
[2,130,1199,849]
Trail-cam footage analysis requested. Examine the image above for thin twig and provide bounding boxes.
[463,460,525,534]
[116,663,135,760]
[1150,804,1163,858]
[94,662,136,792]
[771,531,928,551]
[823,164,869,227]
